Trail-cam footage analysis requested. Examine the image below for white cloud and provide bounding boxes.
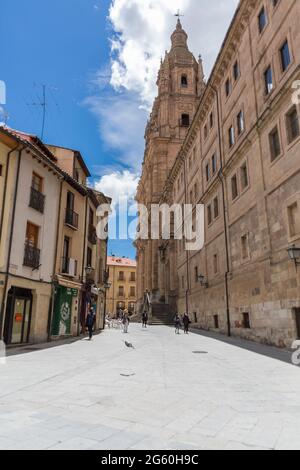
[109,0,239,107]
[88,0,239,201]
[84,91,147,171]
[95,170,139,208]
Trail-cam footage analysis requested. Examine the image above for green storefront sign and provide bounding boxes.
[51,286,77,336]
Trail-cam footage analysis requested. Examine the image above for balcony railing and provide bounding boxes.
[88,225,97,245]
[29,187,45,214]
[23,244,40,269]
[61,257,78,277]
[65,208,79,229]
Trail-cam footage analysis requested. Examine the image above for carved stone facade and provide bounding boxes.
[136,20,205,311]
[136,0,300,347]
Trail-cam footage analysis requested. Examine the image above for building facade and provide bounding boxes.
[106,257,137,317]
[0,127,111,345]
[136,19,205,312]
[136,0,300,347]
[0,129,62,344]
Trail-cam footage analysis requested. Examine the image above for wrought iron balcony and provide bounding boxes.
[29,187,45,214]
[23,244,40,269]
[65,208,79,229]
[88,224,97,245]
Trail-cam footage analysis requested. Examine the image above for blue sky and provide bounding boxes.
[0,0,138,258]
[0,0,239,260]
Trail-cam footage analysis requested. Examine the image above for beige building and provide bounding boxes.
[0,128,62,344]
[0,127,111,345]
[136,0,300,347]
[106,257,137,317]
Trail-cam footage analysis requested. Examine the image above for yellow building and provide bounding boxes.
[106,257,137,317]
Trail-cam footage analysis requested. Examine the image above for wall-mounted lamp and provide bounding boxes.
[287,245,300,270]
[198,274,209,289]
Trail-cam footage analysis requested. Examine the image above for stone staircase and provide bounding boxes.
[150,303,174,326]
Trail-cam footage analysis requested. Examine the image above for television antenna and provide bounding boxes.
[27,84,58,140]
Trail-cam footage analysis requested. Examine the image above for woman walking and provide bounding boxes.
[142,311,148,328]
[122,310,130,334]
[183,313,191,334]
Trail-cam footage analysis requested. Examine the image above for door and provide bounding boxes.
[295,308,300,339]
[51,286,73,336]
[4,288,32,345]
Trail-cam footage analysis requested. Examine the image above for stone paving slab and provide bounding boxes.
[0,325,300,450]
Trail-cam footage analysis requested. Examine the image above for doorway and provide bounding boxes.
[295,308,300,339]
[4,287,33,345]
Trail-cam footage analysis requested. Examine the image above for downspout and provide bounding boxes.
[47,178,63,341]
[183,156,190,316]
[0,144,20,245]
[0,147,24,340]
[79,194,88,335]
[103,233,109,329]
[210,83,231,337]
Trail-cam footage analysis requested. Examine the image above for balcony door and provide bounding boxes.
[62,236,70,273]
[67,191,74,212]
[4,287,32,345]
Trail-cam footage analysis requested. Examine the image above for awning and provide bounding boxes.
[55,275,83,290]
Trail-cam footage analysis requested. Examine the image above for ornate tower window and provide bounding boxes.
[181,114,190,127]
[181,75,188,87]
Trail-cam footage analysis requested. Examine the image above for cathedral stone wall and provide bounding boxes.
[136,0,300,347]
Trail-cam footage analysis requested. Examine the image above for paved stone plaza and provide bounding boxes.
[1,325,300,450]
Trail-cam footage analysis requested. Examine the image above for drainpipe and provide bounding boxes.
[79,194,88,335]
[47,179,63,341]
[0,147,24,340]
[183,156,190,316]
[0,144,20,245]
[210,83,231,337]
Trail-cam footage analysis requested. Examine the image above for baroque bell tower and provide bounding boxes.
[136,19,205,311]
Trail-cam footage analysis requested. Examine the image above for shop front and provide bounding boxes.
[3,287,33,345]
[51,280,80,337]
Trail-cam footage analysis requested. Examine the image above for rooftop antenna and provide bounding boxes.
[27,84,47,140]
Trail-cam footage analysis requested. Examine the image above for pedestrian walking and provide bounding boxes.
[86,308,96,340]
[142,311,148,328]
[122,310,130,334]
[183,313,191,334]
[174,314,182,335]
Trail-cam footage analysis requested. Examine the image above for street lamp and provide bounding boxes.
[197,274,209,289]
[287,245,300,269]
[85,266,94,276]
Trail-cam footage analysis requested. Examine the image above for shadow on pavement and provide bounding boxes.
[190,327,295,366]
[6,331,103,357]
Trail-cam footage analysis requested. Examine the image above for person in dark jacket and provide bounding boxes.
[183,313,191,334]
[86,309,96,340]
[142,311,148,328]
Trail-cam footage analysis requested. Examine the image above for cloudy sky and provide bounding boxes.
[89,0,239,206]
[1,0,238,257]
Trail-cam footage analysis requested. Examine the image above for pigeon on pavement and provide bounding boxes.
[124,341,135,349]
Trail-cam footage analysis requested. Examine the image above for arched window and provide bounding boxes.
[181,75,188,87]
[181,114,190,127]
